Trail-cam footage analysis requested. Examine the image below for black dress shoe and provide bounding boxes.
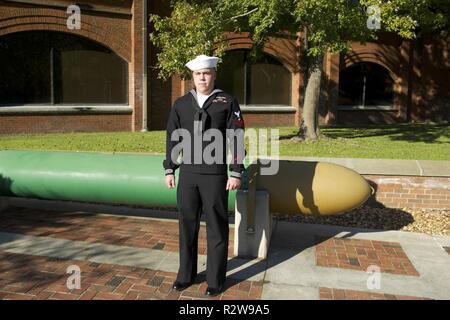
[205,286,224,297]
[172,281,192,291]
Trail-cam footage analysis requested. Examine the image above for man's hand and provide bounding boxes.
[226,177,241,190]
[165,174,176,189]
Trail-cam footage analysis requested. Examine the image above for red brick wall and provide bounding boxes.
[243,113,296,127]
[0,0,132,61]
[147,0,175,131]
[161,31,302,129]
[336,110,401,125]
[0,114,131,134]
[365,175,450,210]
[0,1,447,134]
[409,36,450,123]
[324,34,410,125]
[130,0,144,132]
[0,0,138,134]
[325,34,449,125]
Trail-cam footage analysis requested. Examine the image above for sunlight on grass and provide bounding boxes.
[0,124,448,160]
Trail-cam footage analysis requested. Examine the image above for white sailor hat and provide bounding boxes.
[185,54,219,71]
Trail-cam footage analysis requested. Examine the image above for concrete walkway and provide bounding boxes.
[276,156,450,177]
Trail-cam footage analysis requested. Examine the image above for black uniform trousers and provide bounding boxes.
[176,170,229,289]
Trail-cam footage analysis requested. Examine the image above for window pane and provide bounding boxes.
[216,50,291,106]
[0,31,51,105]
[364,64,394,106]
[0,31,128,106]
[338,62,393,106]
[249,55,291,105]
[216,51,245,104]
[338,64,364,106]
[54,33,128,104]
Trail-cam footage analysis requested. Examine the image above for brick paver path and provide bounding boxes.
[0,209,234,256]
[0,251,262,300]
[315,237,419,276]
[0,208,435,300]
[319,287,432,300]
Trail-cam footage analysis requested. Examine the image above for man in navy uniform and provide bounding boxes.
[163,55,245,297]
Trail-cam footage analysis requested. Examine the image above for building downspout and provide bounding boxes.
[141,0,149,132]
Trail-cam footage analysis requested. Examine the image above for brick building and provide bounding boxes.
[0,0,448,134]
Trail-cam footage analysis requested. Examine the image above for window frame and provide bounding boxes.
[0,31,129,108]
[216,50,293,108]
[337,61,395,111]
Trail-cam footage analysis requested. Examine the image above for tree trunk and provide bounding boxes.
[301,54,323,141]
[291,30,324,142]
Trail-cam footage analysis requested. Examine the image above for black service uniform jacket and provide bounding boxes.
[163,88,245,178]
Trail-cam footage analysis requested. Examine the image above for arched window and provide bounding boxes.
[0,31,128,106]
[216,50,291,106]
[338,62,394,108]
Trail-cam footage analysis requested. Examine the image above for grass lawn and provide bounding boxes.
[0,124,448,160]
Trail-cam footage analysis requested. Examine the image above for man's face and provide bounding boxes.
[192,68,216,95]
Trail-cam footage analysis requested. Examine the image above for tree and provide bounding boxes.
[150,0,449,140]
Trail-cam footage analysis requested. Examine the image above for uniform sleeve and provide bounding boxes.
[163,104,181,175]
[227,98,246,179]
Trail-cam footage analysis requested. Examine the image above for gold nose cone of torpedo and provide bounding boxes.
[257,161,372,216]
